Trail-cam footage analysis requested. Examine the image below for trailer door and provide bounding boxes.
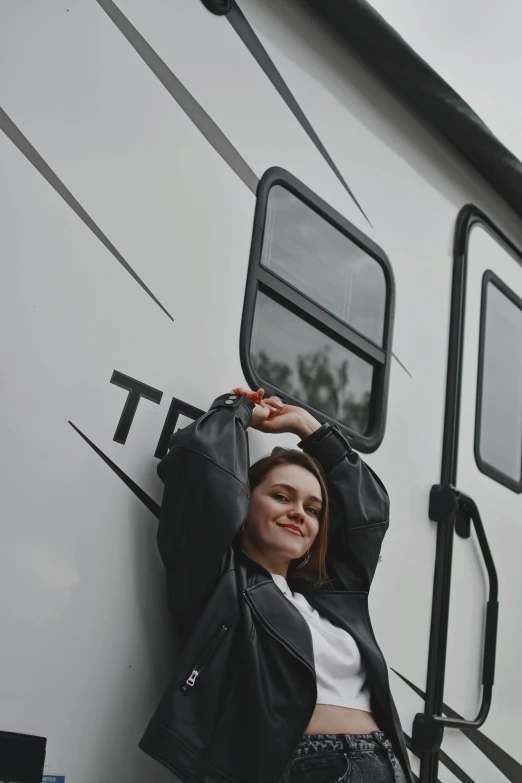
[417,207,522,783]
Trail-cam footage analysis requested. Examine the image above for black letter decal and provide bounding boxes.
[111,371,163,444]
[154,397,204,459]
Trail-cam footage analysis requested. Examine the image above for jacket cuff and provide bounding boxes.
[209,393,255,429]
[298,423,352,473]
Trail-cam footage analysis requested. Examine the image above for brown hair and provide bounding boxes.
[248,450,330,588]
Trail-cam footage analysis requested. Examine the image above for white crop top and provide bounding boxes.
[271,574,372,712]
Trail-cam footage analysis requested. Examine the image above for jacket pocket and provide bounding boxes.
[180,624,228,694]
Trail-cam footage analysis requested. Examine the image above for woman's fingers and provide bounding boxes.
[231,387,283,413]
[232,386,259,403]
[231,386,264,397]
[262,395,284,413]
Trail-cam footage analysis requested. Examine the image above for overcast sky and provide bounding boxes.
[368,0,522,162]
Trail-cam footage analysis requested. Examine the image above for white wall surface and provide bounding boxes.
[1,1,521,780]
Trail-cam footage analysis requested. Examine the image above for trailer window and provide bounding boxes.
[261,186,386,345]
[241,168,394,451]
[475,272,522,491]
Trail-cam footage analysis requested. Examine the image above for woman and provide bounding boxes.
[140,388,414,783]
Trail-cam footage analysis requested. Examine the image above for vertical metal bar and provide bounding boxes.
[419,212,470,781]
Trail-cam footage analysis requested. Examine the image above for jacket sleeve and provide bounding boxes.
[298,423,390,592]
[156,392,255,636]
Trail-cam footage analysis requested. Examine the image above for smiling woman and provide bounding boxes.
[238,399,383,739]
[141,387,411,782]
[242,444,385,740]
[244,449,329,586]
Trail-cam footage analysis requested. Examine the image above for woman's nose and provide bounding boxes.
[288,506,306,522]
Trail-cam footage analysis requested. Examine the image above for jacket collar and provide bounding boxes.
[237,548,373,673]
[235,546,350,596]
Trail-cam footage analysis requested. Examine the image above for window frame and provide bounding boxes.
[474,268,522,492]
[240,167,395,452]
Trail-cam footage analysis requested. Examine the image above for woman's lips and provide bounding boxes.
[278,524,303,537]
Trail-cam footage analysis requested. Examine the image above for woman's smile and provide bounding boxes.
[277,523,303,537]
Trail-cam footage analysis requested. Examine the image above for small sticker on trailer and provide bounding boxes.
[42,777,65,782]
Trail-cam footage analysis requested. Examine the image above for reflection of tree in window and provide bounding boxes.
[297,348,347,418]
[342,391,371,433]
[256,350,294,392]
[254,347,371,434]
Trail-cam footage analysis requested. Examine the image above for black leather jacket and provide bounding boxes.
[140,393,414,783]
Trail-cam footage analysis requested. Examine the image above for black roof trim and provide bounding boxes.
[303,0,522,221]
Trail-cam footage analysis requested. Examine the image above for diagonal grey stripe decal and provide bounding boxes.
[406,729,478,783]
[227,3,371,226]
[393,668,522,781]
[435,750,475,783]
[392,352,413,378]
[405,730,475,783]
[96,0,258,195]
[0,107,173,322]
[70,421,160,518]
[402,734,438,783]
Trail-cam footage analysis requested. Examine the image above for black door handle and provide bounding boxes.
[432,490,499,729]
[413,486,499,751]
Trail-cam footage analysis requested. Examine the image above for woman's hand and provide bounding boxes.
[232,387,321,438]
[232,387,281,429]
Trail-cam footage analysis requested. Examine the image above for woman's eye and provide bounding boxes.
[307,507,319,516]
[274,494,287,502]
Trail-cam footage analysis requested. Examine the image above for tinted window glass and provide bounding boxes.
[251,291,373,434]
[261,186,386,345]
[478,281,522,481]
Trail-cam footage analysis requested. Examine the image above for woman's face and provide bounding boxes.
[245,464,322,567]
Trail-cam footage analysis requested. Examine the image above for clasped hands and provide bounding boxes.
[232,387,321,440]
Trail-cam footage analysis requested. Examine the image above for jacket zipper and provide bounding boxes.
[243,590,317,783]
[180,624,228,693]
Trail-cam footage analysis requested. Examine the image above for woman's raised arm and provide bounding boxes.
[156,392,255,639]
[298,422,390,592]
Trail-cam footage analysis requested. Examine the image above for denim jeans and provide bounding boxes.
[280,732,408,783]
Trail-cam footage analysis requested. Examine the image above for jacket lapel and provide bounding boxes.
[238,550,388,713]
[244,580,315,672]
